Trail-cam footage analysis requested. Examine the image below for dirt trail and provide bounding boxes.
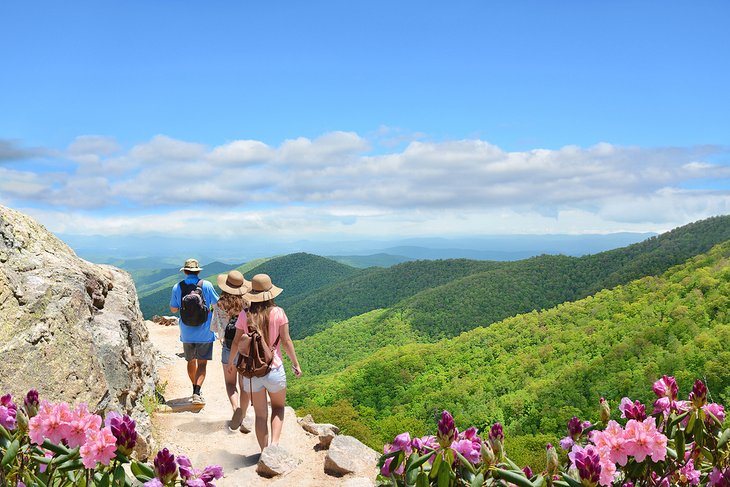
[147,322,373,486]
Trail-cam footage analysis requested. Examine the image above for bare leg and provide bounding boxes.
[251,389,269,450]
[194,360,207,387]
[222,361,239,411]
[268,388,287,446]
[238,373,250,415]
[186,359,197,385]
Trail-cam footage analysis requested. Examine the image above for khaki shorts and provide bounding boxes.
[183,342,213,361]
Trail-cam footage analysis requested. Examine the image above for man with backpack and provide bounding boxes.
[170,258,219,405]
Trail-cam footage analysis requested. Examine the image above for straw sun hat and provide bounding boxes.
[217,270,251,295]
[245,274,283,302]
[180,258,203,272]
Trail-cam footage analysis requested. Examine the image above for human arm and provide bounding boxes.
[226,328,244,375]
[169,284,181,314]
[279,322,302,377]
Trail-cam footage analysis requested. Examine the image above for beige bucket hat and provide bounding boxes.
[180,258,203,272]
[245,274,283,302]
[217,270,251,295]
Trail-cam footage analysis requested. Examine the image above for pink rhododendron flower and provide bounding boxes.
[703,403,726,425]
[620,397,647,421]
[653,376,678,400]
[66,403,102,448]
[0,394,18,430]
[709,467,730,487]
[79,426,117,468]
[560,436,574,450]
[592,420,630,466]
[569,444,602,487]
[599,457,617,487]
[44,402,73,444]
[623,417,667,463]
[143,480,164,487]
[451,438,481,464]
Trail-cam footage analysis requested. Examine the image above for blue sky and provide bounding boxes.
[1,1,729,241]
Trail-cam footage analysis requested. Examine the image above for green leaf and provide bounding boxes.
[560,473,584,487]
[685,411,697,436]
[718,428,730,448]
[1,438,20,468]
[533,475,546,487]
[430,453,443,480]
[674,428,685,461]
[407,452,434,473]
[40,439,71,456]
[505,457,521,471]
[453,450,477,475]
[56,458,85,472]
[0,424,11,440]
[437,461,451,487]
[98,472,111,487]
[417,472,430,487]
[131,461,155,478]
[471,472,485,487]
[114,464,127,486]
[495,468,535,487]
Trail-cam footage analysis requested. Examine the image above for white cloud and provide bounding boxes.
[3,132,729,237]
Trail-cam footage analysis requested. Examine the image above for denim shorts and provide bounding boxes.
[220,344,240,365]
[183,342,213,361]
[242,365,287,393]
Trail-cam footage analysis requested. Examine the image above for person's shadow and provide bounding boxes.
[158,396,204,413]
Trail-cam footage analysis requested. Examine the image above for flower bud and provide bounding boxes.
[489,423,504,461]
[546,444,559,477]
[599,398,610,422]
[153,448,178,484]
[567,416,583,439]
[653,375,678,401]
[480,441,496,467]
[24,390,39,417]
[689,380,707,409]
[437,411,456,448]
[523,466,534,479]
[109,414,138,456]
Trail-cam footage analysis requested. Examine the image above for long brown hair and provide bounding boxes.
[247,299,276,344]
[217,292,246,318]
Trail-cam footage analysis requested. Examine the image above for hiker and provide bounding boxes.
[211,270,252,431]
[226,273,302,451]
[170,258,219,405]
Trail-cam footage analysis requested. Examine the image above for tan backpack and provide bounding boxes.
[236,329,280,379]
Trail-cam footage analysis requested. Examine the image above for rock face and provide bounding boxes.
[0,205,157,456]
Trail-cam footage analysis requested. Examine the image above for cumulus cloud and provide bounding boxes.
[0,139,46,162]
[3,132,730,236]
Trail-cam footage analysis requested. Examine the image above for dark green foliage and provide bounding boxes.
[245,253,360,309]
[327,253,414,268]
[288,240,730,452]
[287,259,501,338]
[399,214,730,339]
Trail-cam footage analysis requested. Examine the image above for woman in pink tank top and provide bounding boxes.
[227,273,302,451]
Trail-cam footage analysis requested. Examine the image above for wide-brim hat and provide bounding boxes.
[245,273,283,302]
[180,258,203,272]
[217,270,251,295]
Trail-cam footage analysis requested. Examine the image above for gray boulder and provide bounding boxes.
[324,435,379,477]
[0,205,157,457]
[257,444,301,478]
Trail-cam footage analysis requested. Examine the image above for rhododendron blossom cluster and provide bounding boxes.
[379,376,730,487]
[0,389,224,486]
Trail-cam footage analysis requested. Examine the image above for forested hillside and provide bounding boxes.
[398,214,730,338]
[288,240,730,467]
[245,253,360,309]
[286,259,501,338]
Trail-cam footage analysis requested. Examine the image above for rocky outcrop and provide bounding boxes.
[0,205,157,457]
